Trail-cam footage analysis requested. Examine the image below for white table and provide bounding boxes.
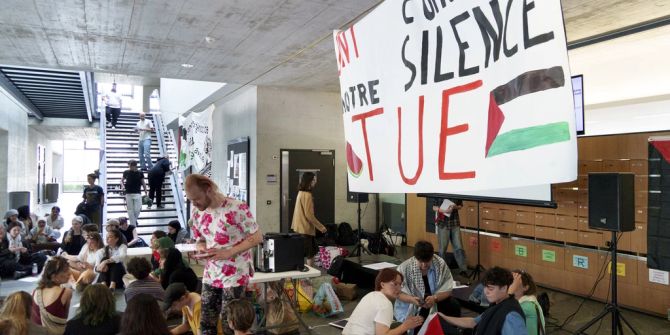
[251,266,321,334]
[126,243,196,259]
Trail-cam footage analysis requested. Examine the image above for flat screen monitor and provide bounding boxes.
[572,75,585,135]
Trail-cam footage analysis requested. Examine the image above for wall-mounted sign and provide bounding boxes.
[649,269,669,285]
[608,261,626,277]
[572,255,589,269]
[514,245,527,257]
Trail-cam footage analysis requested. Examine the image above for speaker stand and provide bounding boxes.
[575,231,638,335]
[467,201,485,282]
[352,195,370,257]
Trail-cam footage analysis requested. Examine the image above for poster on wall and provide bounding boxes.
[334,0,578,194]
[227,137,250,204]
[179,104,214,176]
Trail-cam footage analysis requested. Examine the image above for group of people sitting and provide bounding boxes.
[0,214,255,335]
[344,240,546,335]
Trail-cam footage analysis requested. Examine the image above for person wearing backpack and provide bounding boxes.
[291,172,327,267]
[509,270,545,335]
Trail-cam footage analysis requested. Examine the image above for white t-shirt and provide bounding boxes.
[342,291,394,335]
[105,91,122,108]
[135,119,154,141]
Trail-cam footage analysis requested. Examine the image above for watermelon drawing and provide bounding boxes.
[346,142,364,177]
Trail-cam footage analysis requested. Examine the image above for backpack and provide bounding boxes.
[537,292,550,316]
[337,222,356,246]
[327,255,346,279]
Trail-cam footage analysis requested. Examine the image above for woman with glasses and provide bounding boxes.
[343,268,423,335]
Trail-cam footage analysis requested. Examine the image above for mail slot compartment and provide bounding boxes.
[534,226,555,241]
[556,201,577,216]
[556,228,579,244]
[578,231,603,247]
[534,213,556,227]
[603,159,630,173]
[635,207,647,223]
[516,211,534,224]
[499,209,517,222]
[480,207,499,220]
[515,223,534,237]
[555,215,578,230]
[634,175,647,192]
[481,220,499,232]
[579,160,602,174]
[634,191,647,208]
[577,204,589,218]
[629,159,648,175]
[497,221,515,234]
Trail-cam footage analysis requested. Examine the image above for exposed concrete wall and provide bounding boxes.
[256,87,376,233]
[0,88,31,214]
[210,86,258,225]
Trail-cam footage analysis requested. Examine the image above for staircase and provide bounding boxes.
[103,112,180,239]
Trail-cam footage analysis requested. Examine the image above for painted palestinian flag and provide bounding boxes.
[486,66,571,157]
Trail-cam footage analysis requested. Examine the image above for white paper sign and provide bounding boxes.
[335,0,577,193]
[649,268,669,285]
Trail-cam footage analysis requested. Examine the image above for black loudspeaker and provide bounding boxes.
[346,179,369,203]
[588,173,634,232]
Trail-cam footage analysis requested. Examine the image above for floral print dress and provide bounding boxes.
[191,198,259,288]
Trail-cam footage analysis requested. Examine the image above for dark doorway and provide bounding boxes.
[280,149,335,233]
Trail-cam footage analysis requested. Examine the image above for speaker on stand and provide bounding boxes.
[575,173,638,335]
[348,182,370,256]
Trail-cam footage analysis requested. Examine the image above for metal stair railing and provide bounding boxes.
[98,103,108,227]
[152,112,187,228]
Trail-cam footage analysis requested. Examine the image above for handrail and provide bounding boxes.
[152,112,187,228]
[98,96,107,227]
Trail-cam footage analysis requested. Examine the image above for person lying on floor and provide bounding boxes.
[438,266,528,335]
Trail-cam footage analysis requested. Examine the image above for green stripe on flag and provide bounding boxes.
[487,122,570,157]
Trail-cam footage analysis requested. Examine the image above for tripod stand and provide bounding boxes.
[467,201,485,281]
[575,231,638,335]
[352,194,370,256]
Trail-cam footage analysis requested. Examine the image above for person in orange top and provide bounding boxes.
[291,172,327,267]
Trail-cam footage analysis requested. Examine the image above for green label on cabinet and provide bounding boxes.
[541,249,556,263]
[514,245,527,257]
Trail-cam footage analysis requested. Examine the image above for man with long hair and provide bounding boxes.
[184,174,262,335]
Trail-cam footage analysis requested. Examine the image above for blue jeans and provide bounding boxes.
[437,225,467,271]
[138,138,152,170]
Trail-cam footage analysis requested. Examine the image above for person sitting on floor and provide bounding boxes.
[159,247,199,292]
[45,206,64,239]
[4,209,23,235]
[150,230,168,276]
[95,229,127,290]
[163,282,207,335]
[7,222,47,274]
[63,232,103,292]
[30,218,55,244]
[167,220,188,244]
[0,224,32,279]
[226,299,255,335]
[124,257,166,303]
[394,240,461,333]
[509,270,545,335]
[60,216,86,256]
[16,206,35,240]
[31,256,73,335]
[343,268,424,335]
[0,291,48,335]
[438,266,528,335]
[64,284,121,335]
[119,217,145,248]
[120,293,171,335]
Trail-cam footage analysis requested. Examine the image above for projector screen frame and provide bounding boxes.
[417,193,557,208]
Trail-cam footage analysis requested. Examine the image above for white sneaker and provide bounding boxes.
[112,126,116,129]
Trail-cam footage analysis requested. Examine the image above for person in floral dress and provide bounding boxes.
[184,174,263,335]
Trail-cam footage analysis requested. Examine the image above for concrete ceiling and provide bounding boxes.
[0,0,668,92]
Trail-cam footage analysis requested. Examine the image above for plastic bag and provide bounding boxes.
[311,282,344,317]
[297,279,314,313]
[266,299,298,335]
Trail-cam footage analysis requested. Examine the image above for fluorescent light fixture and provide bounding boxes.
[181,63,194,68]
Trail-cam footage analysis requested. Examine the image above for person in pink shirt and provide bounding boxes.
[184,174,262,335]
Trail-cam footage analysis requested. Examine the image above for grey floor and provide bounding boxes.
[18,195,670,334]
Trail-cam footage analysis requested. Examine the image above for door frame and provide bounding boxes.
[279,149,335,233]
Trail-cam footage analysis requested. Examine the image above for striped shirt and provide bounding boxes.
[124,278,165,303]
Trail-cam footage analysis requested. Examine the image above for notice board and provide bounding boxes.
[226,137,250,204]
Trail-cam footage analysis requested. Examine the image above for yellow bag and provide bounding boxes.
[297,279,314,313]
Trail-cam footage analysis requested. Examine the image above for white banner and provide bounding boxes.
[180,104,214,175]
[335,0,577,193]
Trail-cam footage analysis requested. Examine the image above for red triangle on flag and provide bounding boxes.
[485,92,505,157]
[651,140,670,164]
[417,313,445,335]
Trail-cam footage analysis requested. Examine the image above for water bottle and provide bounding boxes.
[32,263,38,276]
